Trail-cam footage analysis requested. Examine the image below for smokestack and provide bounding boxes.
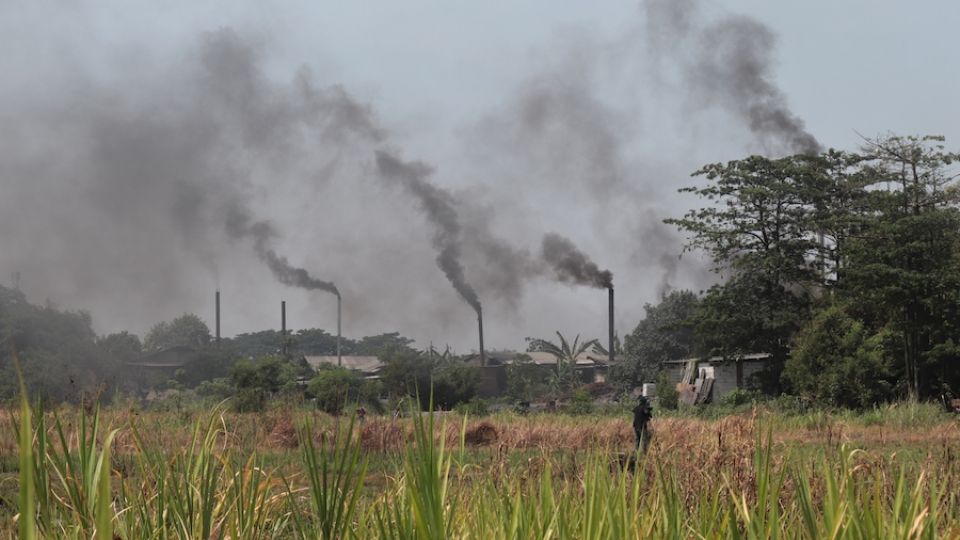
[608,286,615,365]
[281,300,287,355]
[215,289,221,349]
[337,293,342,367]
[478,307,486,367]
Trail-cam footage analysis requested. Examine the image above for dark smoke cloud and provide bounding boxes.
[644,0,821,155]
[1,3,816,349]
[0,27,377,333]
[225,205,340,298]
[541,233,613,290]
[375,150,482,314]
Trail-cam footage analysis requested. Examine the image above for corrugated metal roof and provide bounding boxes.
[525,352,604,366]
[304,355,383,373]
[663,353,772,365]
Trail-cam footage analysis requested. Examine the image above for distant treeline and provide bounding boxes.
[0,284,418,404]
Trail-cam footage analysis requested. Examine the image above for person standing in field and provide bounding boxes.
[632,396,653,452]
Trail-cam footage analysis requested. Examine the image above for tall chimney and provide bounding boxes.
[215,290,221,348]
[281,300,287,355]
[607,286,615,365]
[337,294,342,367]
[477,307,486,367]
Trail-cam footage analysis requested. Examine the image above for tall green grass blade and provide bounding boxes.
[15,362,38,540]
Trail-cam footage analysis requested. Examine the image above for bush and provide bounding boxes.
[566,389,594,415]
[454,397,489,417]
[233,388,267,413]
[784,305,896,409]
[307,367,381,415]
[432,361,479,410]
[230,355,300,412]
[195,377,234,401]
[720,388,760,407]
[656,371,679,410]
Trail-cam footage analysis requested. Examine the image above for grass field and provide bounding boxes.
[3,397,960,539]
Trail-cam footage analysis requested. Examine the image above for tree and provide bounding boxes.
[353,332,417,356]
[378,348,434,402]
[612,290,700,389]
[527,332,598,391]
[670,134,960,401]
[231,355,300,412]
[506,354,547,402]
[0,285,114,403]
[666,154,827,289]
[144,313,211,351]
[665,154,832,389]
[307,367,381,414]
[783,304,895,408]
[431,359,479,410]
[97,331,141,362]
[839,135,960,398]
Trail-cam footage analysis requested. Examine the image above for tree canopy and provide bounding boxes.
[668,134,960,403]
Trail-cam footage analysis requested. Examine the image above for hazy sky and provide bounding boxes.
[2,1,957,352]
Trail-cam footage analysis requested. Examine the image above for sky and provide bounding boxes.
[1,0,957,353]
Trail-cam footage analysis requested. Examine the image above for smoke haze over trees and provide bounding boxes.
[1,1,951,355]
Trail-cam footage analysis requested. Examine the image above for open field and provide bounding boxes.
[3,401,960,539]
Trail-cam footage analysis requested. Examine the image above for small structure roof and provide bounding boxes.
[663,353,772,365]
[126,346,198,368]
[304,355,383,373]
[463,351,618,367]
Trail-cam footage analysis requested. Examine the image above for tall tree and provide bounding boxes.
[840,135,960,398]
[666,155,828,381]
[667,154,825,289]
[143,313,211,351]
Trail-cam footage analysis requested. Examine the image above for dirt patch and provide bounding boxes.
[464,422,498,446]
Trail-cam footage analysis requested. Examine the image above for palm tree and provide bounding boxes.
[527,332,598,390]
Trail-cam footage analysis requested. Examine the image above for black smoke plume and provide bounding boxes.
[375,150,482,314]
[541,233,612,290]
[225,204,340,298]
[645,0,821,154]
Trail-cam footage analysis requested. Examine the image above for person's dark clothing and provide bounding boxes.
[632,398,653,452]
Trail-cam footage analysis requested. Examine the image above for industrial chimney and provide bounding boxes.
[607,286,615,365]
[215,290,221,348]
[336,293,342,367]
[477,307,486,367]
[281,300,287,356]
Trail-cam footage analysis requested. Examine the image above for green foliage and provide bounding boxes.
[669,135,960,401]
[143,313,211,352]
[655,371,679,410]
[353,332,417,357]
[613,290,700,389]
[376,349,477,410]
[287,417,367,539]
[453,396,489,416]
[0,286,121,403]
[194,377,235,401]
[306,367,382,415]
[378,348,433,400]
[785,304,896,409]
[10,389,960,539]
[719,388,761,407]
[431,360,478,410]
[692,273,807,380]
[231,355,300,412]
[566,389,594,415]
[505,353,548,402]
[528,331,599,392]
